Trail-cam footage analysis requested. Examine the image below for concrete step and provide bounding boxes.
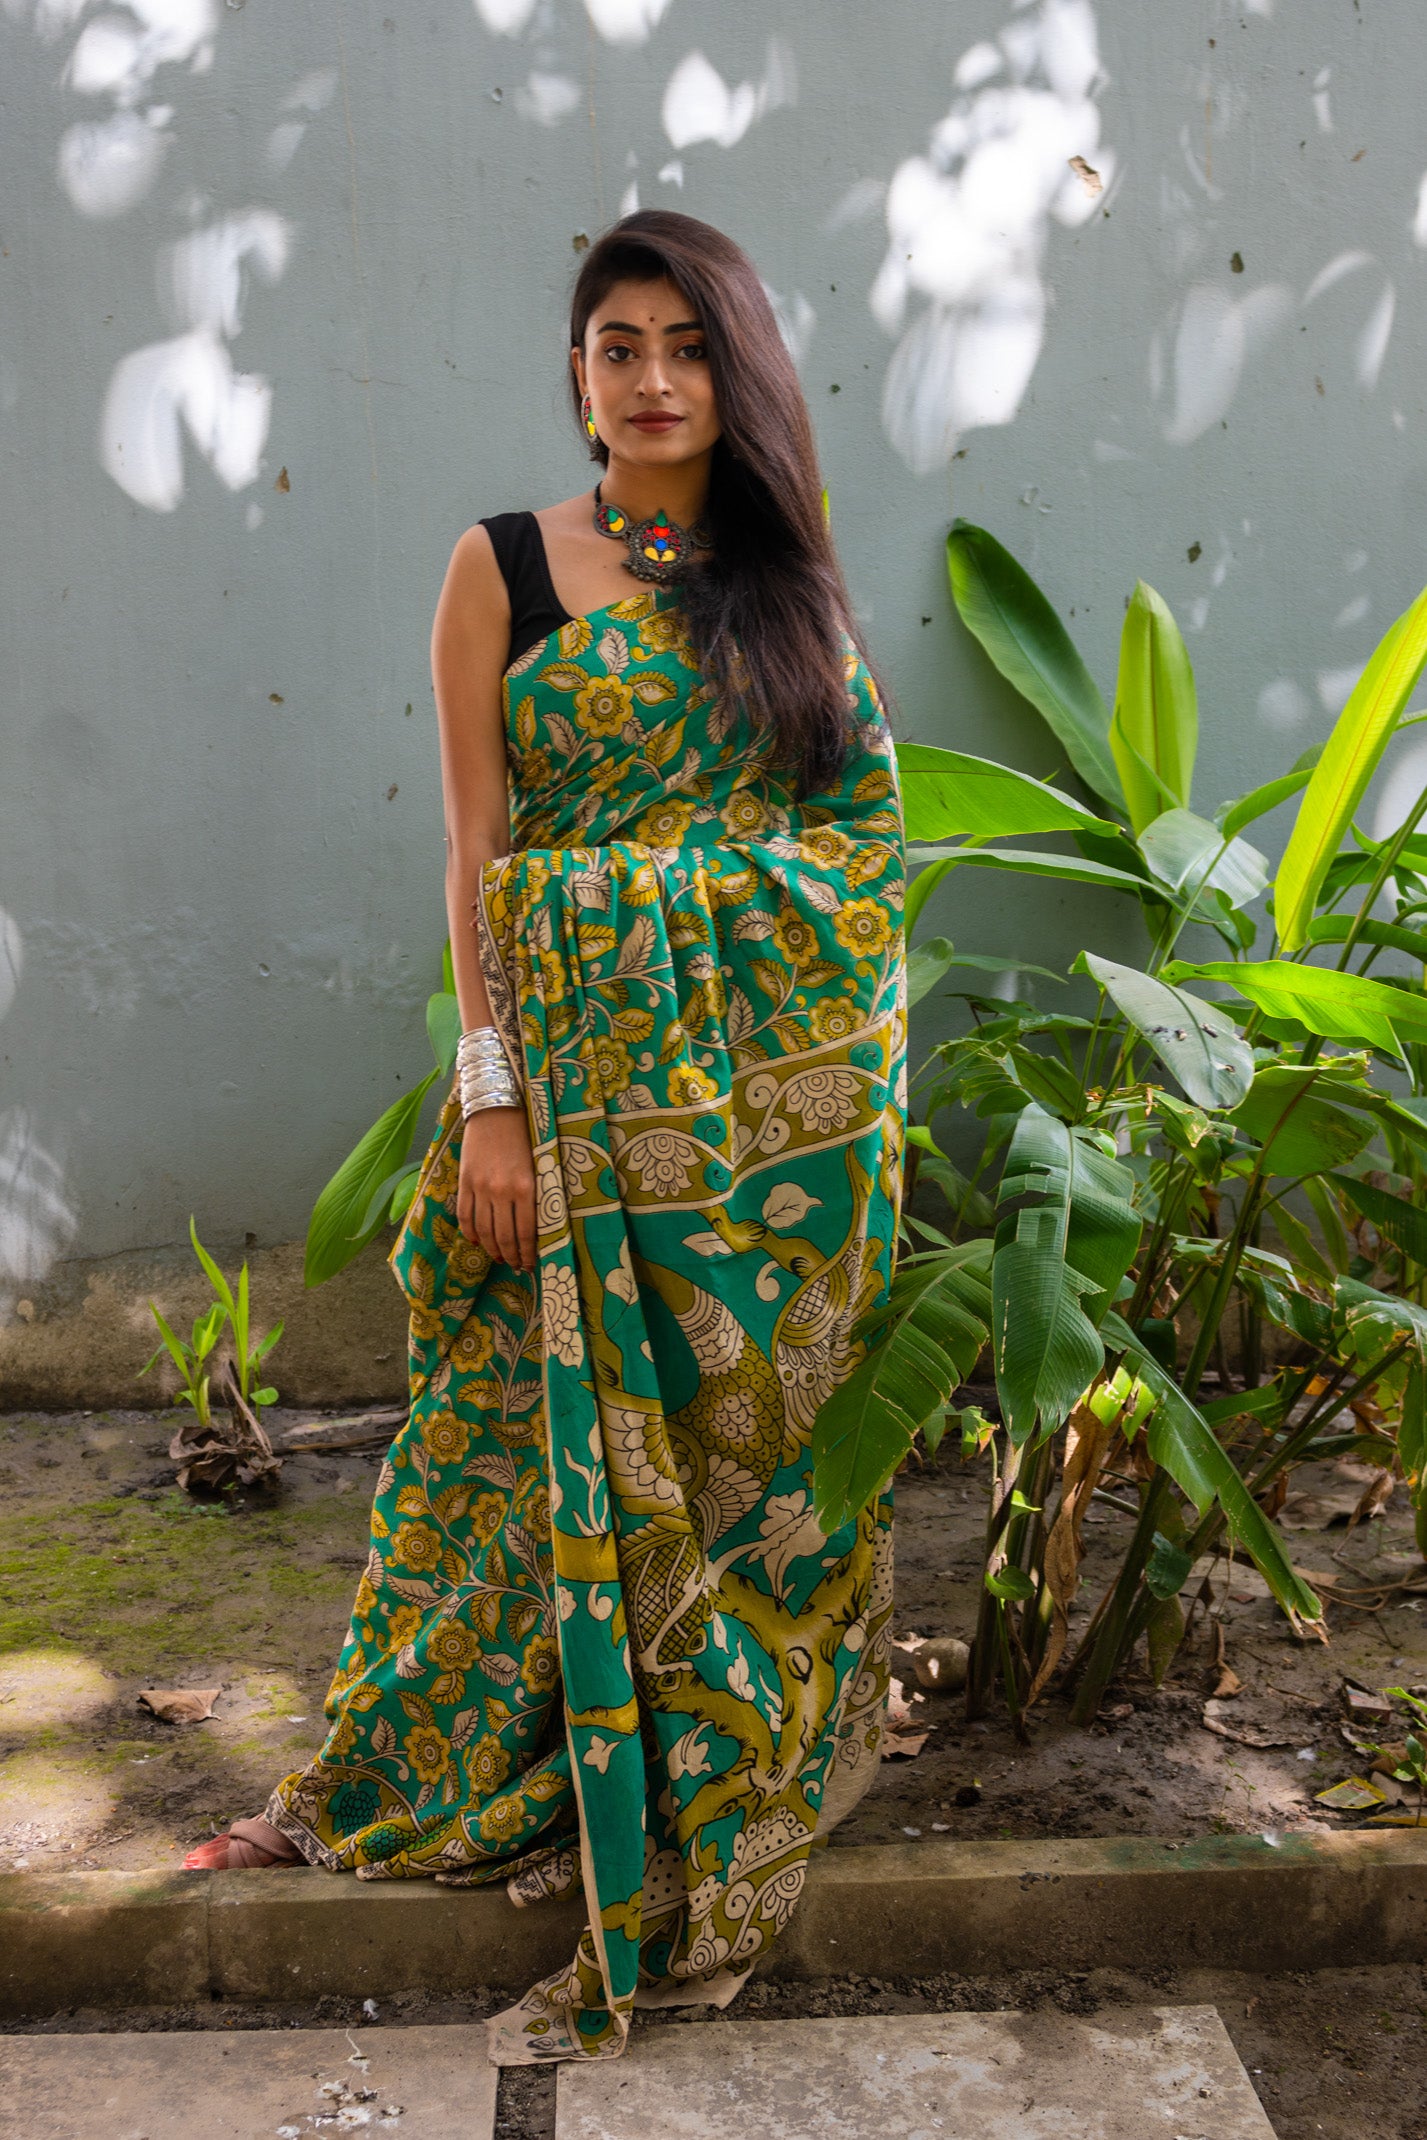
[0,2023,495,2140]
[557,2007,1279,2139]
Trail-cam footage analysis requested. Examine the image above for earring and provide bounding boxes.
[581,393,600,444]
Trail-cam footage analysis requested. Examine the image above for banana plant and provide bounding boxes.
[304,947,462,1287]
[814,524,1427,1723]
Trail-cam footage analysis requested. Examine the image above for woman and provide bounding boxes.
[187,210,906,2065]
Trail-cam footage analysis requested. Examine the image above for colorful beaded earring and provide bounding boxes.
[581,394,600,445]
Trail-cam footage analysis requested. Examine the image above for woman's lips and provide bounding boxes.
[628,413,683,431]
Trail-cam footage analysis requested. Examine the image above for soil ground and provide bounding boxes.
[1,1408,1422,1873]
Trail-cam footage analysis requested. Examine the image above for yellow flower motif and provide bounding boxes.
[392,1522,443,1573]
[519,746,554,791]
[472,1491,506,1545]
[421,1409,470,1466]
[574,673,634,737]
[324,1710,358,1760]
[720,789,768,838]
[427,1619,481,1672]
[638,608,697,663]
[634,795,695,846]
[403,1721,451,1787]
[478,1794,529,1846]
[833,898,892,960]
[521,1483,552,1542]
[451,1323,494,1375]
[809,996,861,1045]
[465,1732,511,1798]
[521,1634,561,1697]
[668,1063,718,1106]
[589,752,627,796]
[798,825,853,871]
[520,855,551,905]
[591,1032,633,1100]
[385,1604,424,1652]
[352,1575,378,1619]
[773,910,821,968]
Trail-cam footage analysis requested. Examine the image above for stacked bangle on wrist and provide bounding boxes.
[456,1025,522,1118]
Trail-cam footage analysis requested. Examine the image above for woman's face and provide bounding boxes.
[573,276,721,471]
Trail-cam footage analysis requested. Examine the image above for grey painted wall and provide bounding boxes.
[4,0,1426,1327]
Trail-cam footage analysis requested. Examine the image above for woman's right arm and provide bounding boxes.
[431,526,538,1272]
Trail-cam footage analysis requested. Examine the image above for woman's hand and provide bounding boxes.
[457,1107,538,1271]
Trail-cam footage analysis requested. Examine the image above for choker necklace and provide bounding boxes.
[593,482,712,584]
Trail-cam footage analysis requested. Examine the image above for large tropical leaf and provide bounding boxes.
[1306,914,1427,964]
[907,937,1063,1008]
[1229,1064,1376,1176]
[896,744,1114,844]
[1330,1171,1427,1266]
[1110,583,1198,835]
[992,1107,1141,1442]
[1163,958,1427,1054]
[944,521,1121,808]
[1077,953,1254,1109]
[906,845,1147,895]
[812,1243,993,1528]
[1218,746,1322,841]
[305,1070,440,1287]
[1102,1316,1322,1625]
[1137,808,1268,912]
[1274,581,1427,951]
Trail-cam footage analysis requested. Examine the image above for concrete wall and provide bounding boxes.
[4,0,1425,1403]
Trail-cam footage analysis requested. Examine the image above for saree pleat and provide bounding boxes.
[268,589,905,2062]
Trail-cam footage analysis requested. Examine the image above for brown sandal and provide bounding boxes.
[182,1816,305,1870]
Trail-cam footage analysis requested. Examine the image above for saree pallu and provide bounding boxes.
[269,589,906,2062]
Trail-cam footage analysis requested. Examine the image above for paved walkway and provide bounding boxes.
[557,2007,1279,2139]
[0,2023,496,2140]
[0,2006,1278,2138]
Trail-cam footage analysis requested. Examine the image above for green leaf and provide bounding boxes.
[305,1070,440,1288]
[187,1218,236,1323]
[1330,1171,1427,1266]
[1146,1531,1194,1600]
[1078,953,1254,1110]
[1103,1314,1322,1625]
[907,936,957,1008]
[1163,959,1427,1055]
[251,1386,279,1407]
[896,743,1114,844]
[142,1302,193,1384]
[1138,808,1268,911]
[389,1165,424,1223]
[1306,914,1427,964]
[1229,1065,1376,1176]
[441,938,456,995]
[426,990,462,1077]
[811,1242,993,1529]
[1274,583,1427,951]
[985,1565,1036,1603]
[357,1162,423,1238]
[1218,755,1320,841]
[941,951,1066,986]
[992,1106,1141,1442]
[945,521,1121,808]
[1111,583,1198,834]
[1146,1592,1186,1686]
[906,845,1148,895]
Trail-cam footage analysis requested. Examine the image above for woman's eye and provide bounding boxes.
[676,342,706,361]
[602,343,634,363]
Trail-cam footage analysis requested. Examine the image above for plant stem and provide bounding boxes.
[1335,788,1427,972]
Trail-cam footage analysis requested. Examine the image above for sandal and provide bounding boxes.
[182,1816,306,1870]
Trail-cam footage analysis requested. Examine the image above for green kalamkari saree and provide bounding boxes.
[269,587,906,2062]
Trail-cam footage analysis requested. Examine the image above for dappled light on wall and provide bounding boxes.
[868,0,1115,476]
[100,211,293,512]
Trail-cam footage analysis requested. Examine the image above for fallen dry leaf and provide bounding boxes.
[881,1675,932,1759]
[1211,1664,1244,1699]
[138,1687,221,1724]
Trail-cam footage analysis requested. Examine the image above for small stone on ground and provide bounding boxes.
[556,2006,1278,2138]
[0,2021,496,2139]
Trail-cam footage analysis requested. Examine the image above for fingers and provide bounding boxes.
[472,1191,538,1271]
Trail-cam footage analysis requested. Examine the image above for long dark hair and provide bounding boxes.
[570,211,874,796]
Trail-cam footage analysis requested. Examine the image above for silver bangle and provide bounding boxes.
[456,1026,521,1118]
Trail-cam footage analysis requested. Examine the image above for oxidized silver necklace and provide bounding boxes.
[592,482,712,584]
